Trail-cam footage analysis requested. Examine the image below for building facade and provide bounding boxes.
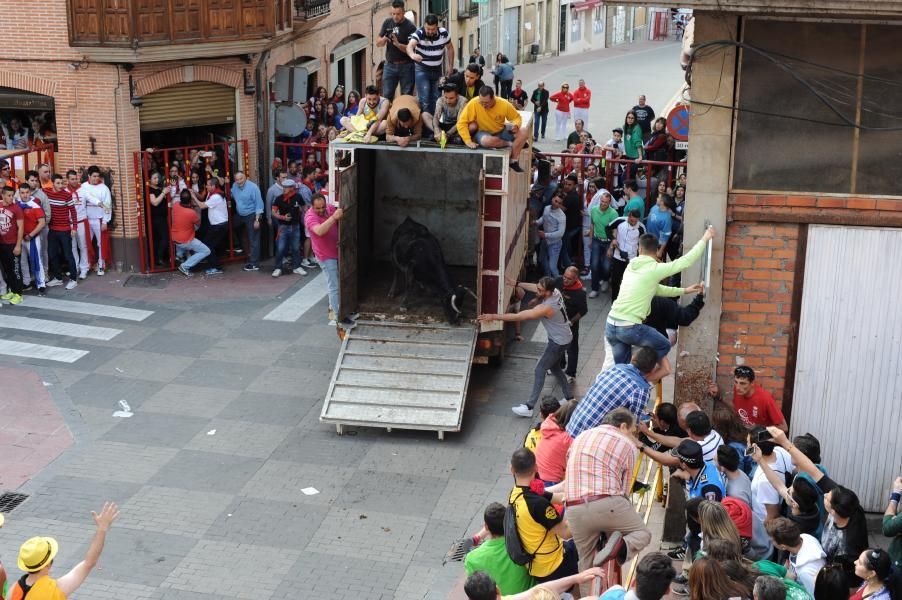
[618,0,902,510]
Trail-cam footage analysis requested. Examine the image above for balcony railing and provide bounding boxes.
[298,0,331,20]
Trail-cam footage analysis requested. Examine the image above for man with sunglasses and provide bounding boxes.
[708,366,788,432]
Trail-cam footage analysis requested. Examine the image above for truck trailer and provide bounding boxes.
[320,133,532,439]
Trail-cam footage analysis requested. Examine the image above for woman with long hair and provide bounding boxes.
[822,485,870,587]
[324,102,341,128]
[309,85,327,106]
[534,399,579,486]
[814,563,850,600]
[330,84,346,113]
[146,171,170,267]
[851,548,901,600]
[688,557,751,600]
[343,90,360,118]
[622,110,644,180]
[311,98,326,125]
[698,500,743,556]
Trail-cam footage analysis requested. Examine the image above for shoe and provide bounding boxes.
[309,257,320,268]
[511,404,533,418]
[510,161,524,173]
[328,308,336,321]
[23,283,34,292]
[0,291,14,301]
[272,268,282,277]
[79,271,87,280]
[234,248,244,254]
[673,574,689,586]
[328,319,337,327]
[38,287,46,296]
[46,278,63,287]
[205,268,224,276]
[546,369,552,376]
[300,258,314,268]
[178,264,193,278]
[338,318,357,330]
[594,531,626,567]
[588,290,598,298]
[8,293,23,305]
[671,583,689,596]
[96,268,105,276]
[65,280,78,290]
[243,264,259,272]
[348,312,360,321]
[667,546,686,561]
[600,281,609,292]
[566,376,576,385]
[292,266,308,276]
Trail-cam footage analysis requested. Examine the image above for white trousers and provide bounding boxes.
[88,218,106,269]
[72,220,89,276]
[554,110,570,141]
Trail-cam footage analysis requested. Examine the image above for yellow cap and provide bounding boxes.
[18,536,59,572]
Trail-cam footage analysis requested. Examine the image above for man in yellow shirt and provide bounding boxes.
[456,86,529,172]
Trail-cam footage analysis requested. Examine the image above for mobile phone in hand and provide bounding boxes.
[744,445,756,457]
[756,430,773,443]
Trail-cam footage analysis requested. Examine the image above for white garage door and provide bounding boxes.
[792,225,902,511]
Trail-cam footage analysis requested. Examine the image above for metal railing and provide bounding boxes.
[534,152,687,199]
[302,0,331,20]
[0,143,55,183]
[274,141,329,173]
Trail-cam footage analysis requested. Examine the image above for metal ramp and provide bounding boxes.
[320,321,478,439]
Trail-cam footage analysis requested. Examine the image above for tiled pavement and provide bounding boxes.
[0,266,619,600]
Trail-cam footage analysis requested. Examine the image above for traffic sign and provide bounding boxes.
[667,104,691,141]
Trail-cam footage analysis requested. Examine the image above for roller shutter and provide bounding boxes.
[139,82,236,132]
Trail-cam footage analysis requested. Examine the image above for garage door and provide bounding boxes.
[791,225,902,511]
[139,82,236,131]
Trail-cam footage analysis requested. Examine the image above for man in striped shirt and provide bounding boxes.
[45,174,79,290]
[559,408,652,578]
[407,14,454,128]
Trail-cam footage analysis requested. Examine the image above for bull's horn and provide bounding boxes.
[464,287,478,301]
[450,294,462,313]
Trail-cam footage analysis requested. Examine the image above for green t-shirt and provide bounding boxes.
[590,205,619,240]
[623,195,645,220]
[464,537,534,595]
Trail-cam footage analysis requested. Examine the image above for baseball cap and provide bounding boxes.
[281,178,298,188]
[18,536,59,572]
[612,127,623,134]
[670,439,703,469]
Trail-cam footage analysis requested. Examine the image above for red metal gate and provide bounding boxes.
[133,140,250,274]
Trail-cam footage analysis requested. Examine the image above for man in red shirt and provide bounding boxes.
[709,366,788,431]
[170,190,210,277]
[0,185,25,303]
[44,174,80,290]
[571,79,592,130]
[16,185,47,295]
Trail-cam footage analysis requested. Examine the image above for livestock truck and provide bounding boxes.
[319,127,533,439]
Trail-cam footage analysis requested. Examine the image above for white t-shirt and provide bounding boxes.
[206,193,228,226]
[750,446,794,522]
[69,187,87,222]
[698,430,724,463]
[78,181,112,223]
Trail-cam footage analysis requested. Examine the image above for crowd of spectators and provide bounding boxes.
[0,112,58,150]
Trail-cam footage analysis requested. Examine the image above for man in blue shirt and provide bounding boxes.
[230,171,264,271]
[566,346,657,438]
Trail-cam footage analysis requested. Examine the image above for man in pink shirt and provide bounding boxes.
[304,194,356,329]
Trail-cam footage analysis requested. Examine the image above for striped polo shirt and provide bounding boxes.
[45,188,78,232]
[411,26,451,69]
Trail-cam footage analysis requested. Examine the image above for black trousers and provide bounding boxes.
[203,223,229,269]
[48,229,77,281]
[151,216,170,265]
[611,257,629,301]
[0,243,23,294]
[560,320,580,377]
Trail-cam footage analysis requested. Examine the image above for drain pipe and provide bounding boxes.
[255,49,271,186]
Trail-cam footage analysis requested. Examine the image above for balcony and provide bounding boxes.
[67,0,293,62]
[296,0,331,21]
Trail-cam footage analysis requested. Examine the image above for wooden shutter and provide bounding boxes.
[70,0,101,43]
[240,0,271,35]
[139,82,236,132]
[135,0,169,41]
[172,0,203,40]
[207,0,239,38]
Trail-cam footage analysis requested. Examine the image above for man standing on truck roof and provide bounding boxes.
[479,276,574,417]
[305,194,356,329]
[457,86,529,173]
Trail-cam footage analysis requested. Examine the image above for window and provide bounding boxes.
[732,20,902,196]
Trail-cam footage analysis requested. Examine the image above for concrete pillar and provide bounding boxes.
[674,11,738,408]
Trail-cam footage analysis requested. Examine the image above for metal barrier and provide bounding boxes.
[535,152,687,199]
[0,143,55,183]
[274,142,329,173]
[133,140,250,274]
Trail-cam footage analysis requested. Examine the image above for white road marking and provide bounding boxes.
[263,272,329,322]
[0,315,122,341]
[0,340,88,363]
[22,297,153,322]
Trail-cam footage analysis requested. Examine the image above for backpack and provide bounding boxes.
[504,490,550,566]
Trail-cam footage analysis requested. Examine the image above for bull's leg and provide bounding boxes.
[388,263,402,299]
[400,268,415,309]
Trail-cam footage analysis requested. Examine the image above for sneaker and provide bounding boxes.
[328,308,336,322]
[588,290,599,298]
[328,319,337,327]
[272,268,282,278]
[509,161,524,173]
[593,531,626,567]
[292,266,308,276]
[667,546,686,561]
[178,264,193,278]
[8,293,23,305]
[300,258,314,268]
[511,404,533,418]
[243,264,259,272]
[79,271,88,280]
[338,318,357,330]
[38,287,46,296]
[348,312,360,321]
[46,278,63,287]
[96,268,105,276]
[600,281,609,292]
[204,267,224,276]
[23,283,34,292]
[566,376,576,385]
[0,291,14,301]
[65,280,78,290]
[308,257,320,268]
[234,248,245,254]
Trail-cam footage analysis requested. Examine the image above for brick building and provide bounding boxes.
[0,0,381,271]
[618,0,902,509]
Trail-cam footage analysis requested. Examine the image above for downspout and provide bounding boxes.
[113,65,132,272]
[255,49,271,186]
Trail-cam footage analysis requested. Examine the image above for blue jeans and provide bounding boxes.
[527,340,572,409]
[560,228,580,269]
[590,238,611,292]
[533,112,548,138]
[175,238,211,271]
[542,240,562,277]
[321,258,340,318]
[414,65,442,113]
[604,321,672,364]
[382,62,415,100]
[274,223,301,269]
[239,213,261,266]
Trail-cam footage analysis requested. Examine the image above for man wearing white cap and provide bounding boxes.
[8,502,118,599]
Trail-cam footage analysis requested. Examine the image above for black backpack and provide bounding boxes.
[504,490,550,566]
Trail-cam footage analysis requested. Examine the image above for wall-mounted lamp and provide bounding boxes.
[129,75,143,108]
[243,69,257,96]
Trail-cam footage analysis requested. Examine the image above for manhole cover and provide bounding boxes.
[0,492,29,513]
[124,274,170,289]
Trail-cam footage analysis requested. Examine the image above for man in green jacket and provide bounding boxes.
[464,503,534,595]
[885,475,902,570]
[605,226,714,382]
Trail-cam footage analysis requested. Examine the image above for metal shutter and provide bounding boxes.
[139,82,236,132]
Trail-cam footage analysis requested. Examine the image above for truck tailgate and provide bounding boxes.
[320,321,479,438]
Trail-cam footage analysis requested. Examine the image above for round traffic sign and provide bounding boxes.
[667,104,691,141]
